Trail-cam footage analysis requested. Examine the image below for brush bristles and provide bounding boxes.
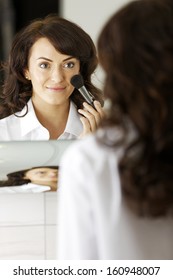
[70,74,84,89]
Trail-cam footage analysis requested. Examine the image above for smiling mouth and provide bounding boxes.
[47,87,66,91]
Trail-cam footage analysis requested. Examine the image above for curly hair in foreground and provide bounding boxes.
[97,0,173,217]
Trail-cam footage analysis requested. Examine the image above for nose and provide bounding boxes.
[50,66,64,83]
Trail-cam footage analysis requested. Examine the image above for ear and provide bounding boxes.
[24,69,30,80]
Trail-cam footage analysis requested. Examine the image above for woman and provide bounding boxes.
[57,0,173,259]
[0,166,58,192]
[0,15,104,140]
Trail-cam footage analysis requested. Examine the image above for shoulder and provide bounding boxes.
[60,129,120,173]
[0,103,28,125]
[61,134,101,162]
[0,112,22,140]
[0,99,31,124]
[0,114,18,139]
[0,113,14,122]
[0,100,35,140]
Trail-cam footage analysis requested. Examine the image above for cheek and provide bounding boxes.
[31,72,43,82]
[66,69,80,86]
[67,84,75,97]
[30,74,46,91]
[75,66,80,75]
[28,66,45,82]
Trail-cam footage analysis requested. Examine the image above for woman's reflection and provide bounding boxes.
[0,15,104,140]
[0,166,58,193]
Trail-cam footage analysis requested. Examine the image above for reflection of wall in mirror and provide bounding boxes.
[60,0,133,89]
[0,140,74,193]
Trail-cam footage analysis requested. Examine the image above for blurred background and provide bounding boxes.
[0,0,59,62]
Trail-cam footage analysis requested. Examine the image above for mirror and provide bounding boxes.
[0,0,124,194]
[0,140,74,193]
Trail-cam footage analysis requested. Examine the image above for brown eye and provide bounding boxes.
[64,62,75,69]
[39,63,49,69]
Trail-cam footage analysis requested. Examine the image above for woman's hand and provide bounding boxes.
[78,100,105,138]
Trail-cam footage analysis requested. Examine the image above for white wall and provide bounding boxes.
[0,140,73,180]
[0,192,57,259]
[60,0,132,44]
[60,0,133,88]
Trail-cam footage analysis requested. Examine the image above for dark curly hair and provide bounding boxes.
[0,14,103,118]
[97,0,173,217]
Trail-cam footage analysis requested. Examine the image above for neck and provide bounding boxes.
[32,180,58,192]
[31,98,70,139]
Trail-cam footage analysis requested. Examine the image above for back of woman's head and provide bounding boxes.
[98,0,173,117]
[98,0,173,217]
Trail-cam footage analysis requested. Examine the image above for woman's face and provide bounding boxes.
[25,37,80,106]
[24,167,58,184]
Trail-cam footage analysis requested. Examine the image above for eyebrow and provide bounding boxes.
[36,56,76,62]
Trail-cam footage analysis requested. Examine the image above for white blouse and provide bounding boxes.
[0,99,82,140]
[57,133,173,260]
[0,182,51,193]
